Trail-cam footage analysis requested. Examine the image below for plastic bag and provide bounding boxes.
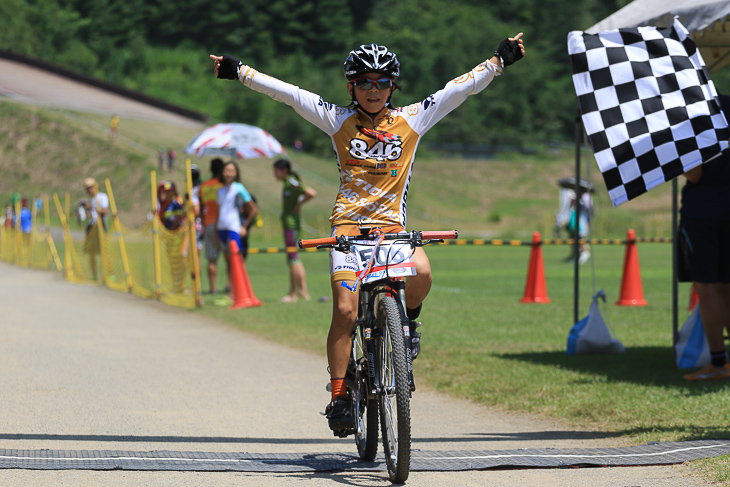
[675,305,710,369]
[567,290,625,354]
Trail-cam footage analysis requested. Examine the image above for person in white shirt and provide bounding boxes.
[83,177,109,281]
[216,161,258,293]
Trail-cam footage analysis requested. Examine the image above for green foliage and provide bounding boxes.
[0,0,636,155]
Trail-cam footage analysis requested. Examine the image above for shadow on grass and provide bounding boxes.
[616,425,730,442]
[501,346,730,441]
[499,346,730,392]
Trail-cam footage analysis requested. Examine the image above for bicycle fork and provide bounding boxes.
[360,280,415,395]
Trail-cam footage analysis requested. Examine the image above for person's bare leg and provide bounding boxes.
[695,282,730,353]
[327,280,358,379]
[207,260,218,293]
[292,262,310,300]
[405,247,432,309]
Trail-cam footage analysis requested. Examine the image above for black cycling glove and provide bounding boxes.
[494,38,524,67]
[218,54,243,80]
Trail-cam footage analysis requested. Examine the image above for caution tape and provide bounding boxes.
[247,236,673,255]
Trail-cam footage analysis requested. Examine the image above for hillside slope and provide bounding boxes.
[0,60,677,239]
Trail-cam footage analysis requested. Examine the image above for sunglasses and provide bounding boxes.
[351,78,395,90]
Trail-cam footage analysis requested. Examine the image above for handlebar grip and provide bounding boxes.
[299,236,337,249]
[421,230,458,240]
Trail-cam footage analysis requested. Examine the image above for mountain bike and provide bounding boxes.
[299,227,458,483]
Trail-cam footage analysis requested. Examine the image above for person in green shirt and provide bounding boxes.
[273,158,317,303]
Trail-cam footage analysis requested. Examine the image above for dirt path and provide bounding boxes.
[0,263,709,486]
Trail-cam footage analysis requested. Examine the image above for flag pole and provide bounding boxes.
[573,106,582,325]
[671,177,679,366]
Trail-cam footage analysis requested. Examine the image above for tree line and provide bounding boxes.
[0,0,630,155]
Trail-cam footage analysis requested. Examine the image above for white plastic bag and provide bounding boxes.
[567,290,625,354]
[675,305,710,369]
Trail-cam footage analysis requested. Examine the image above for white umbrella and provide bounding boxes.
[184,123,286,159]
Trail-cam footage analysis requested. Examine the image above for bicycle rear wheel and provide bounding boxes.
[376,295,411,483]
[353,327,378,460]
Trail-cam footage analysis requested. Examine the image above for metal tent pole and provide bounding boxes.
[672,178,679,366]
[573,109,582,325]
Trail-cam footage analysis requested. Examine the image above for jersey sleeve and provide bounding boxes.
[403,60,502,135]
[239,66,346,136]
[236,183,252,204]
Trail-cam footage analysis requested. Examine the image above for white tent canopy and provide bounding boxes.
[586,0,730,72]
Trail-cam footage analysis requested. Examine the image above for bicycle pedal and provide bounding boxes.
[332,428,354,438]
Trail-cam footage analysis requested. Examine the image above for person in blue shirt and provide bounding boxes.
[19,198,32,234]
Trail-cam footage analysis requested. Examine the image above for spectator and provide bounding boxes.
[188,164,204,281]
[83,177,109,281]
[679,94,730,382]
[167,149,176,172]
[199,158,225,293]
[217,160,258,295]
[157,180,184,230]
[158,147,166,172]
[77,199,89,226]
[294,139,303,152]
[109,114,120,138]
[273,158,316,303]
[19,198,32,234]
[157,180,186,293]
[565,188,593,264]
[2,202,13,228]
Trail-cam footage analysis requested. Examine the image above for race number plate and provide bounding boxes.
[352,240,416,283]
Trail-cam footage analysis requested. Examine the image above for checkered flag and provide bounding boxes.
[568,18,729,207]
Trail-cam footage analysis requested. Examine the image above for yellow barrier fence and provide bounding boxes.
[0,173,674,310]
[1,171,202,309]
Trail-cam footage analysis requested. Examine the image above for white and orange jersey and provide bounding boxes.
[238,60,502,229]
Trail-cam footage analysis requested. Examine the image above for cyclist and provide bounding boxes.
[210,35,525,432]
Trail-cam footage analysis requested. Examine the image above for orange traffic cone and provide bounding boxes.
[521,231,550,303]
[688,284,699,311]
[616,229,647,306]
[229,240,263,309]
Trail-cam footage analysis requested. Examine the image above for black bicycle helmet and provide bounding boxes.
[344,44,400,80]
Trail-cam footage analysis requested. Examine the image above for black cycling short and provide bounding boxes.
[677,218,730,283]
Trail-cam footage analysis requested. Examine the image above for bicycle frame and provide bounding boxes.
[357,277,414,394]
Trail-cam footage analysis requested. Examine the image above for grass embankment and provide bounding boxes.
[1,99,678,240]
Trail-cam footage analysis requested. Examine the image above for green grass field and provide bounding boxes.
[196,241,730,483]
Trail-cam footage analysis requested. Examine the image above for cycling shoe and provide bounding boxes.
[324,396,354,433]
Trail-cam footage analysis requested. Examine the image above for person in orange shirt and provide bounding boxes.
[199,158,225,293]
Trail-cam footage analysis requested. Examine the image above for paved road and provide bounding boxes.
[0,58,202,128]
[0,262,710,486]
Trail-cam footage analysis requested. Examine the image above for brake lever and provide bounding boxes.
[422,239,445,246]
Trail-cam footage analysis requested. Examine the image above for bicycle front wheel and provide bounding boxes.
[376,295,411,483]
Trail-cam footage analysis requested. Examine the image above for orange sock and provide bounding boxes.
[330,378,346,401]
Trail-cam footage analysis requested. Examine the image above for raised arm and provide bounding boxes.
[209,54,345,136]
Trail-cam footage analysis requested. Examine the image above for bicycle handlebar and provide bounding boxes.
[298,236,337,249]
[298,229,458,250]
